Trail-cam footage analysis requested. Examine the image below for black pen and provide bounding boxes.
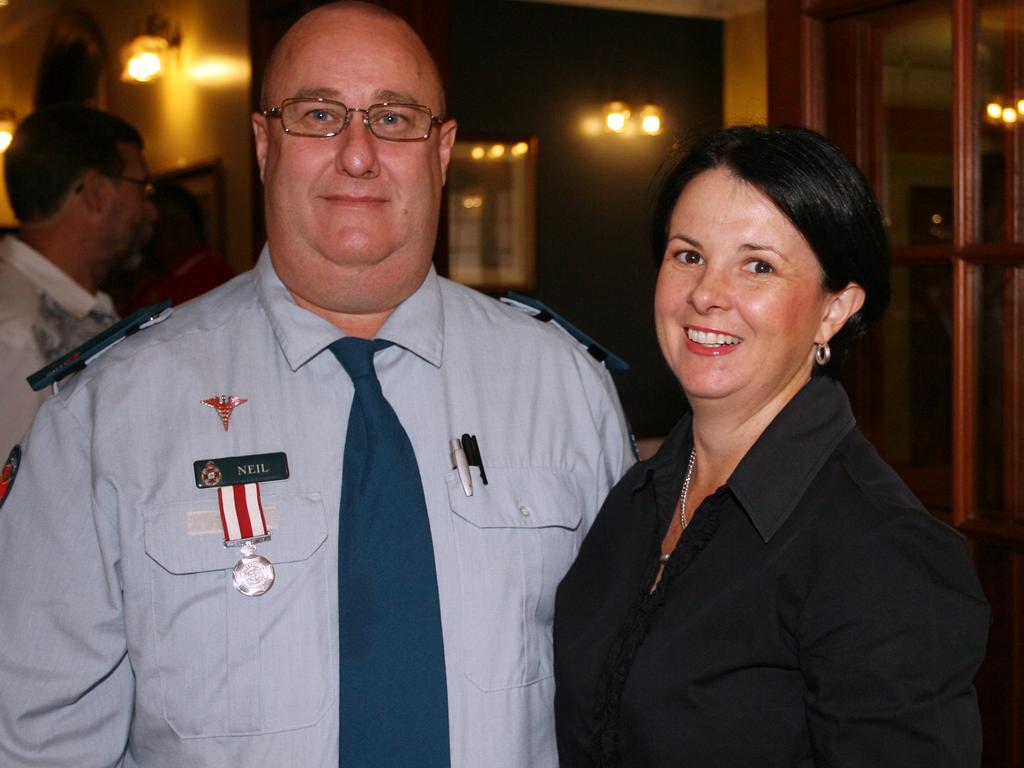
[461,434,488,485]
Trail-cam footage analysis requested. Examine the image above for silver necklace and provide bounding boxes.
[660,448,696,564]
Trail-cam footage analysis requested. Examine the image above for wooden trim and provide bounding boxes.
[955,244,1024,264]
[1012,553,1023,766]
[803,14,825,130]
[951,0,976,527]
[803,0,905,20]
[767,0,806,125]
[960,518,1024,551]
[952,259,979,526]
[891,244,1024,264]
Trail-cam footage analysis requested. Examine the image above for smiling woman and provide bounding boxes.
[653,167,862,418]
[553,126,990,768]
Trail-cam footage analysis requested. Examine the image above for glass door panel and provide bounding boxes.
[879,264,953,511]
[977,265,1008,515]
[879,2,953,248]
[977,0,1020,242]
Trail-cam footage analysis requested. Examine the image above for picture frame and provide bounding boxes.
[153,159,226,257]
[446,136,537,292]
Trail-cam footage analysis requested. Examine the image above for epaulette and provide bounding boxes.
[27,300,174,394]
[500,292,629,372]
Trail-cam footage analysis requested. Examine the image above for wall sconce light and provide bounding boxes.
[121,14,180,83]
[598,99,664,136]
[984,98,1023,126]
[638,103,664,136]
[469,142,530,161]
[0,107,17,154]
[603,100,631,134]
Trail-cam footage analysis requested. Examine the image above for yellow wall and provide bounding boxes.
[724,9,767,126]
[0,0,254,268]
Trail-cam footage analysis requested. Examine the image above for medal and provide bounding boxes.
[217,481,275,596]
[192,451,290,597]
[232,541,276,596]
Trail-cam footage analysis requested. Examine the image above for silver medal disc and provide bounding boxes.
[233,554,275,596]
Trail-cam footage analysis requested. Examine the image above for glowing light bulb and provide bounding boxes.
[986,102,1003,120]
[488,144,506,158]
[128,52,163,82]
[470,146,485,160]
[638,103,664,136]
[602,101,630,134]
[1002,107,1018,124]
[510,142,529,156]
[0,130,12,153]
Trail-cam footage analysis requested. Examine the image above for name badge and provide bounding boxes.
[194,452,289,488]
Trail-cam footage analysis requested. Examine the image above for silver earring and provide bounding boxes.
[815,342,831,366]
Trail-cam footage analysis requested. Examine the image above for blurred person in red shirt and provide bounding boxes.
[126,184,236,311]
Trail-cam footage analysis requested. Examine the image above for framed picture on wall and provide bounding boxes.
[153,159,226,257]
[446,136,537,292]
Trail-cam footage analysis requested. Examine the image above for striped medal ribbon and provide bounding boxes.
[218,482,275,596]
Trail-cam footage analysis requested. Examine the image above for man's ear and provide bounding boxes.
[818,281,867,344]
[252,112,270,182]
[76,170,108,213]
[437,119,457,186]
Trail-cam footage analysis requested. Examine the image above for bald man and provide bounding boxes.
[0,3,631,767]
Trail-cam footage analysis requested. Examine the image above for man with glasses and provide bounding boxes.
[0,104,156,455]
[0,3,631,767]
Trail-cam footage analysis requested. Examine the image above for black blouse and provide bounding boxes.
[554,377,990,768]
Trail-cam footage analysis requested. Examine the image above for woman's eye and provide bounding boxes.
[744,260,774,274]
[672,250,702,265]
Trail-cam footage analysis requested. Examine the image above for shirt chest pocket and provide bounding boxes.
[447,468,584,692]
[142,492,331,738]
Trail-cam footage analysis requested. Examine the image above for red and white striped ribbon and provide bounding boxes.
[217,482,269,544]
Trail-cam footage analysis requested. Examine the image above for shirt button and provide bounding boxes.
[518,505,531,517]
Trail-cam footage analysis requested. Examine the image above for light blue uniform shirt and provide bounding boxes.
[0,249,632,767]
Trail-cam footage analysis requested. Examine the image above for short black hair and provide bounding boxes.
[4,104,144,223]
[153,184,206,240]
[651,125,890,378]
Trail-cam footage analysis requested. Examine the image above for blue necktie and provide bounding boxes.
[330,337,450,767]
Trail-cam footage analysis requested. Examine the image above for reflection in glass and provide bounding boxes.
[447,138,536,291]
[880,3,953,248]
[879,265,952,510]
[978,1,1013,242]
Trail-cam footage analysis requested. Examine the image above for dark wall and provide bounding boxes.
[449,0,723,437]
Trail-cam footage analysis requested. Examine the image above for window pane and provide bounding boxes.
[878,264,952,511]
[880,3,953,248]
[977,266,1007,515]
[978,1,1013,242]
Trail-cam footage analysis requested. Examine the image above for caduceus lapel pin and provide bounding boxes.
[202,394,248,431]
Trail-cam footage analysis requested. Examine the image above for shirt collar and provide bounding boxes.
[254,245,445,371]
[728,377,855,541]
[635,377,855,543]
[0,235,115,318]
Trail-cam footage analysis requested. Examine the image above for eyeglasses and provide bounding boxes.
[103,172,155,197]
[263,97,443,142]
